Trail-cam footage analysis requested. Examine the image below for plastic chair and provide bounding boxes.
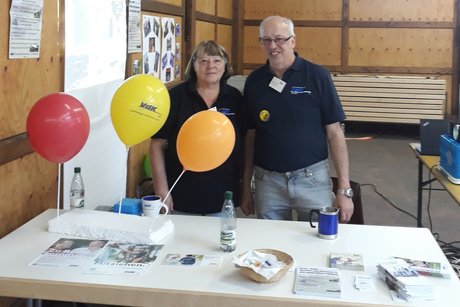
[331,177,364,225]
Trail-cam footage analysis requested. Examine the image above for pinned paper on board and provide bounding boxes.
[142,15,161,77]
[160,17,176,83]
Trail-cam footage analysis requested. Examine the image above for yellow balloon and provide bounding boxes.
[111,74,170,146]
[177,110,235,172]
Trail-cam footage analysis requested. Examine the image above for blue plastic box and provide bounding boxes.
[113,198,142,215]
[439,134,460,184]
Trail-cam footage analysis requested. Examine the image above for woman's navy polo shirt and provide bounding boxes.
[244,55,345,173]
[153,81,244,214]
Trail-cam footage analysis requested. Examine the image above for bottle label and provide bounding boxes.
[71,197,84,208]
[220,229,236,252]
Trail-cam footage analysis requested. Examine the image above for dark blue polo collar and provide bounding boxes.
[262,52,302,78]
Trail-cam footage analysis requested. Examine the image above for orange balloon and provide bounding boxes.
[177,110,235,172]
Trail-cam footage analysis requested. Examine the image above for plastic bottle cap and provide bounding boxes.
[74,167,81,173]
[224,191,233,200]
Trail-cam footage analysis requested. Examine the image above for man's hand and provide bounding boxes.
[334,195,354,223]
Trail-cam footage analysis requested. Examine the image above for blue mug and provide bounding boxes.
[309,207,339,240]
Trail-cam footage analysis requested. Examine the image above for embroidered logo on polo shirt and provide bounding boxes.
[290,86,311,95]
[259,110,270,122]
[218,108,234,116]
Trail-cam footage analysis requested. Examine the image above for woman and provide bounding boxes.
[149,41,244,215]
[46,239,75,253]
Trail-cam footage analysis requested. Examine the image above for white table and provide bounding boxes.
[0,209,458,306]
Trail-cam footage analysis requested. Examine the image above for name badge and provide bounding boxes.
[269,77,286,93]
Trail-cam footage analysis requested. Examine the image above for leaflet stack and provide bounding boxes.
[377,259,434,303]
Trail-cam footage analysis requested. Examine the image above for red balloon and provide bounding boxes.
[26,93,90,163]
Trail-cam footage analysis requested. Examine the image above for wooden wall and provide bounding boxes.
[0,0,458,305]
[242,0,458,116]
[195,0,234,59]
[0,2,63,306]
[0,0,63,236]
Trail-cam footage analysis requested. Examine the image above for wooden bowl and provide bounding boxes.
[238,249,294,283]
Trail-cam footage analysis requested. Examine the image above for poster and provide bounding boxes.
[142,15,161,78]
[127,0,141,53]
[63,0,127,209]
[8,0,44,59]
[160,17,176,83]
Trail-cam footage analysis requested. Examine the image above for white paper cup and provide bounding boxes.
[142,195,169,218]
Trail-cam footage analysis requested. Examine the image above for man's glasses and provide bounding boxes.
[259,36,293,46]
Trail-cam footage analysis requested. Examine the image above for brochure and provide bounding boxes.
[30,237,163,275]
[88,242,164,275]
[377,259,434,302]
[393,256,451,278]
[293,266,341,298]
[329,252,364,271]
[30,238,109,268]
[162,253,223,267]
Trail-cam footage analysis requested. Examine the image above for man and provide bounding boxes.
[240,16,354,222]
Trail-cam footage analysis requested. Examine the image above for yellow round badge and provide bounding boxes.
[259,110,270,122]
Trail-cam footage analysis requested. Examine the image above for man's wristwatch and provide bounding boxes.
[337,188,353,198]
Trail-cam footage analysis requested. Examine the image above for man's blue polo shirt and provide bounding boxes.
[244,55,345,172]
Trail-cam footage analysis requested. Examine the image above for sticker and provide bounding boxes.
[269,77,286,93]
[259,110,270,122]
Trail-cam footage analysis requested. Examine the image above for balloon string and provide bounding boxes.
[148,168,185,232]
[163,169,186,204]
[118,146,130,214]
[57,163,61,218]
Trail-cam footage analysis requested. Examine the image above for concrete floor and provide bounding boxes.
[342,122,460,244]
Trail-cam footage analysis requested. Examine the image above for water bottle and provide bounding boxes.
[70,167,85,209]
[220,191,236,252]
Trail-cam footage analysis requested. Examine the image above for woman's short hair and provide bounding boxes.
[184,40,233,82]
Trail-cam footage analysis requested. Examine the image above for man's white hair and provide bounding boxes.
[259,16,295,37]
